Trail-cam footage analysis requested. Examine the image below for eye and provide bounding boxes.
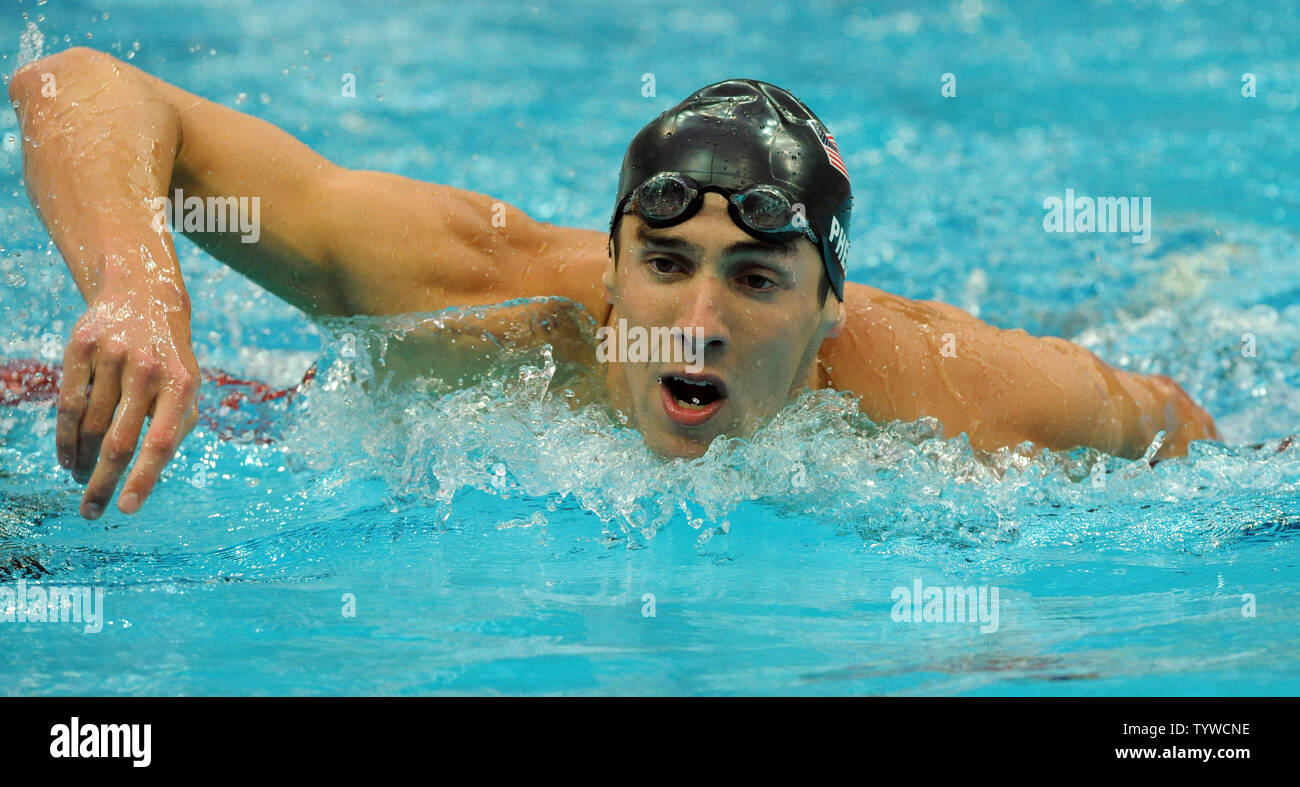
[647,257,684,276]
[740,273,777,291]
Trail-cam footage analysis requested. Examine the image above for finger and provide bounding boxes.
[73,356,123,484]
[81,387,151,520]
[118,384,198,515]
[56,343,93,470]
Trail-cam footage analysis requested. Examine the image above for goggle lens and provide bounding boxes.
[733,187,794,232]
[636,174,696,222]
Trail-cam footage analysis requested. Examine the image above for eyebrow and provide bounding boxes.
[634,225,796,262]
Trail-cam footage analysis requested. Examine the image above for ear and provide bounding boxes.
[603,238,617,306]
[822,296,847,339]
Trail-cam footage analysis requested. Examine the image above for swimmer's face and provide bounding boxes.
[603,192,846,458]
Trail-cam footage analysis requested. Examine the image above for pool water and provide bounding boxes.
[1,0,1299,695]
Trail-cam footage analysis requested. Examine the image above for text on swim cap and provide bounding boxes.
[828,216,849,269]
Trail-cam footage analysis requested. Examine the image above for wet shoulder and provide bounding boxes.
[522,223,612,325]
[817,282,946,419]
[316,295,606,396]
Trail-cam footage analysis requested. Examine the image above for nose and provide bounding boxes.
[675,276,731,358]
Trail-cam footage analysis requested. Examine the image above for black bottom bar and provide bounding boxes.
[3,697,1288,774]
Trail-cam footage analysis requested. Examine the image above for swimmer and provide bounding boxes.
[7,49,1220,519]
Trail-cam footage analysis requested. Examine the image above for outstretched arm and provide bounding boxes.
[824,283,1220,460]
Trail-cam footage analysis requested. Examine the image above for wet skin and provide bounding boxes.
[601,195,845,459]
[9,47,1221,517]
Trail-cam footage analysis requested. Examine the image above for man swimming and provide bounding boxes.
[8,48,1219,520]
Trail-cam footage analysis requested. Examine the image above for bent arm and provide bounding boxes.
[11,47,599,319]
[11,46,362,315]
[10,47,188,311]
[10,47,201,517]
[9,46,605,516]
[825,284,1220,460]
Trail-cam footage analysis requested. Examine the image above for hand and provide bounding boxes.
[58,283,200,518]
[1148,374,1220,458]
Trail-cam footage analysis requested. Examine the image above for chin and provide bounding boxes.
[640,427,714,460]
[632,405,730,457]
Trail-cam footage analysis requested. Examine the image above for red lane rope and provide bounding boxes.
[1,360,314,403]
[1,360,316,443]
[0,360,60,402]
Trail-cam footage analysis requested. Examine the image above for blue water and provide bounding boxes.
[2,0,1299,695]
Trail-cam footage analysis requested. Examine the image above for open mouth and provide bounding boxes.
[659,373,728,427]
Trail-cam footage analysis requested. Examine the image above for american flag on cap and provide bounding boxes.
[808,119,850,184]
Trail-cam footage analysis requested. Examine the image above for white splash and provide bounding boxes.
[18,22,45,67]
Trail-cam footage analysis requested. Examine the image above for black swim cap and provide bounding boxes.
[611,79,853,300]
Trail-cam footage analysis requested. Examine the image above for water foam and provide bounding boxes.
[268,298,1300,554]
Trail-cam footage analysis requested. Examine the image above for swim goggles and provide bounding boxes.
[615,172,820,246]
